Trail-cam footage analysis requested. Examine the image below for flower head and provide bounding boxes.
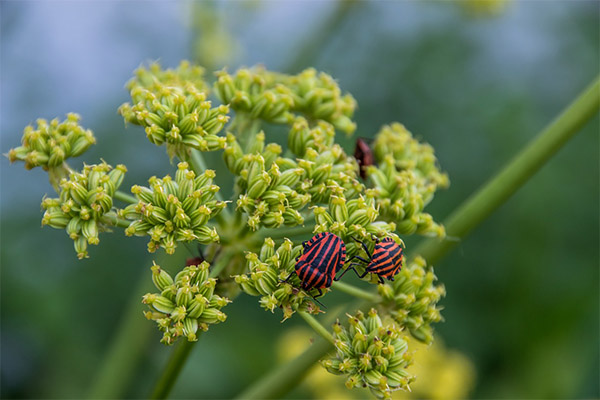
[121,162,224,254]
[321,309,414,399]
[119,61,228,159]
[41,161,126,259]
[234,237,323,320]
[215,67,356,133]
[8,113,95,170]
[367,123,449,237]
[376,256,445,344]
[143,260,230,345]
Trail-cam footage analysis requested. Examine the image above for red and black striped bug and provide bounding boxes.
[284,232,346,302]
[336,236,403,284]
[354,137,375,179]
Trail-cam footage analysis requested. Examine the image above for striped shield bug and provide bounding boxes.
[336,236,403,284]
[283,232,346,302]
[354,137,375,179]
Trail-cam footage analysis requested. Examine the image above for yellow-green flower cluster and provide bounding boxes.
[321,309,414,399]
[143,261,230,345]
[312,189,397,258]
[287,117,335,158]
[41,161,126,259]
[373,123,449,189]
[8,113,95,170]
[377,256,445,344]
[215,67,294,124]
[225,132,310,230]
[285,68,357,135]
[121,162,224,254]
[234,238,322,320]
[214,67,356,133]
[367,123,449,237]
[119,61,229,159]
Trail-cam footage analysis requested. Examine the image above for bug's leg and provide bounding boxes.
[280,271,295,284]
[351,236,373,259]
[378,276,385,285]
[335,263,369,281]
[370,233,380,243]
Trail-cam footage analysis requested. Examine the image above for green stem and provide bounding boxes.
[236,75,600,400]
[150,340,197,400]
[101,213,131,229]
[298,312,335,345]
[331,281,380,302]
[413,75,600,266]
[114,190,138,204]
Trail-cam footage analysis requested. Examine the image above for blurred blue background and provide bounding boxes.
[1,1,598,398]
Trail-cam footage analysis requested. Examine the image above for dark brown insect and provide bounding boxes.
[354,137,375,179]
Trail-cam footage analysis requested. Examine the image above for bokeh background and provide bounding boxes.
[1,1,598,398]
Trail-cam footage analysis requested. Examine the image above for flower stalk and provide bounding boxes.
[413,75,600,265]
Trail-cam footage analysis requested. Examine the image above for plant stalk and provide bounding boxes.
[150,340,197,399]
[413,75,600,265]
[114,190,138,204]
[298,312,335,345]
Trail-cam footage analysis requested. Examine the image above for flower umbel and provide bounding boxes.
[235,237,323,320]
[321,309,414,399]
[119,61,229,159]
[8,113,96,170]
[121,162,224,254]
[367,123,449,237]
[41,161,126,259]
[143,261,231,345]
[377,256,445,344]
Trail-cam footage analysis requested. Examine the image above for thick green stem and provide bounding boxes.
[150,340,197,399]
[298,312,335,345]
[237,75,600,400]
[114,190,138,204]
[413,76,600,265]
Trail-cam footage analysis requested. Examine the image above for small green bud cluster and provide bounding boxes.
[143,261,230,345]
[321,309,414,399]
[215,67,294,124]
[121,162,224,254]
[234,238,321,320]
[373,123,449,189]
[214,67,356,133]
[41,161,126,259]
[8,113,95,170]
[287,117,335,157]
[225,132,310,230]
[377,256,445,344]
[285,68,357,135]
[118,61,229,159]
[367,123,449,237]
[312,191,396,258]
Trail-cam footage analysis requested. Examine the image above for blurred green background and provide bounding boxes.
[1,1,598,398]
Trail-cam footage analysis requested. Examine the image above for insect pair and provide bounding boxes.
[284,232,404,301]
